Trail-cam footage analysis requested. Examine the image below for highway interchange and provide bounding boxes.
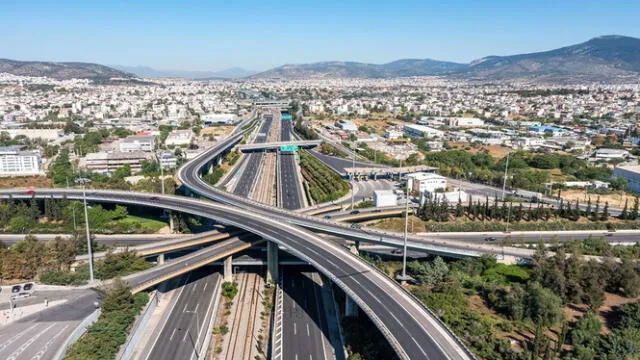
[2,111,636,360]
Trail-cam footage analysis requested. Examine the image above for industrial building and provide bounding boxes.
[119,135,156,153]
[407,172,447,194]
[84,151,150,175]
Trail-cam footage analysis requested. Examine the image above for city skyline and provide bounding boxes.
[2,0,640,72]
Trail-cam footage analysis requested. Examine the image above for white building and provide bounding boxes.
[613,165,640,194]
[337,119,357,132]
[407,172,447,194]
[403,124,444,138]
[384,129,403,140]
[594,148,630,160]
[421,190,469,204]
[84,151,150,175]
[119,135,156,153]
[448,117,485,127]
[202,113,236,125]
[0,147,42,176]
[373,190,397,207]
[157,151,178,169]
[165,130,194,147]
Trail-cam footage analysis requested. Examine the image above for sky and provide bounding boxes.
[2,0,639,72]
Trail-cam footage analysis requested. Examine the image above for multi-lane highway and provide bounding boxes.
[145,270,221,360]
[1,189,474,359]
[279,113,305,209]
[233,115,273,197]
[0,289,100,360]
[282,268,333,360]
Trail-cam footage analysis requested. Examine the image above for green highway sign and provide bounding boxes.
[280,145,299,152]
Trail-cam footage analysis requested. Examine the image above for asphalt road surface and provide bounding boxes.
[0,289,100,360]
[146,270,221,360]
[282,268,333,360]
[308,150,385,175]
[279,153,304,210]
[233,115,273,197]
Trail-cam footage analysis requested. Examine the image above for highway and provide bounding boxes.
[2,189,474,359]
[233,114,272,197]
[279,113,305,209]
[0,233,182,245]
[0,289,100,360]
[282,268,332,360]
[145,270,221,360]
[308,149,385,175]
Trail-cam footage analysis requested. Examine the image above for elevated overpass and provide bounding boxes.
[0,188,475,360]
[237,140,321,152]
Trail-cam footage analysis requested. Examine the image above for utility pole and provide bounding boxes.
[401,185,409,280]
[76,178,94,283]
[158,152,165,195]
[351,142,356,209]
[501,151,510,200]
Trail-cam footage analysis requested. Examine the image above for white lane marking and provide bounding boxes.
[183,303,188,312]
[192,283,198,293]
[294,322,297,335]
[169,328,177,341]
[6,324,55,360]
[306,323,310,337]
[0,324,38,353]
[29,324,69,360]
[203,282,208,291]
[193,303,199,313]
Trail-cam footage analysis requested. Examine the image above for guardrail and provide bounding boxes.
[117,291,158,360]
[53,308,101,360]
[270,275,284,360]
[196,275,223,360]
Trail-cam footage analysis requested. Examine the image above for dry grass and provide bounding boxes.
[0,176,52,189]
[561,189,636,208]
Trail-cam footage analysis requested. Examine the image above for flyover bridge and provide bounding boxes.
[0,188,475,360]
[237,140,321,152]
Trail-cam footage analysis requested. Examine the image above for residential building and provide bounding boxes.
[165,130,194,147]
[613,165,640,193]
[373,190,397,207]
[448,117,485,127]
[119,135,156,152]
[0,147,42,176]
[337,119,357,132]
[3,128,64,141]
[157,151,178,169]
[383,129,403,140]
[84,151,150,175]
[202,113,236,125]
[594,148,630,159]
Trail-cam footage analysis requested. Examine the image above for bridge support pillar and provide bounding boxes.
[350,241,360,255]
[157,253,165,265]
[345,296,358,317]
[267,241,279,284]
[224,256,233,281]
[168,211,175,233]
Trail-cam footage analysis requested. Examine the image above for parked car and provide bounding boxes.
[23,283,34,292]
[11,292,31,300]
[484,237,497,242]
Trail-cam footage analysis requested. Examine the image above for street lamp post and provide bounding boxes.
[76,178,94,283]
[184,310,200,358]
[501,151,510,200]
[351,143,356,209]
[158,153,165,195]
[401,185,409,280]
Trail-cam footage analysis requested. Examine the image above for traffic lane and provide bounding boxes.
[282,270,329,360]
[421,232,639,243]
[0,289,100,360]
[280,153,303,210]
[0,234,176,245]
[233,153,262,197]
[147,270,220,360]
[0,289,91,310]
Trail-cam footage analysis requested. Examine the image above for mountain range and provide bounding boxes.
[251,35,640,81]
[111,65,257,79]
[1,35,639,82]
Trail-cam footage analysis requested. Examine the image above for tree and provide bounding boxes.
[570,312,602,350]
[524,283,565,328]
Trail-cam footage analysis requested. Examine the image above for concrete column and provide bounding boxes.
[349,242,360,255]
[267,241,279,284]
[223,256,233,281]
[168,211,175,233]
[157,253,165,265]
[208,163,215,174]
[345,296,358,317]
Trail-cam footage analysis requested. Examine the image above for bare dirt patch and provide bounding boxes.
[561,189,636,208]
[0,176,52,189]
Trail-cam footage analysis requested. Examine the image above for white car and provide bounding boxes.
[11,292,31,300]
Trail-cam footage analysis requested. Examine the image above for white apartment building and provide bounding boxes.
[157,151,178,169]
[407,172,447,194]
[613,165,640,194]
[594,148,630,160]
[119,135,156,153]
[0,147,42,176]
[384,129,403,140]
[165,130,193,147]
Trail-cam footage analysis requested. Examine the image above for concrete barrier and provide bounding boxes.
[53,308,101,360]
[117,291,159,360]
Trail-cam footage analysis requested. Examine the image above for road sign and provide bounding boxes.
[280,145,299,152]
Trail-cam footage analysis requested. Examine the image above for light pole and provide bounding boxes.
[401,185,409,280]
[501,151,510,200]
[351,142,356,209]
[76,177,94,283]
[158,152,165,195]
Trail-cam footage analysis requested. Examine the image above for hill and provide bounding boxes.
[113,65,257,79]
[466,35,640,81]
[0,59,134,80]
[251,59,466,79]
